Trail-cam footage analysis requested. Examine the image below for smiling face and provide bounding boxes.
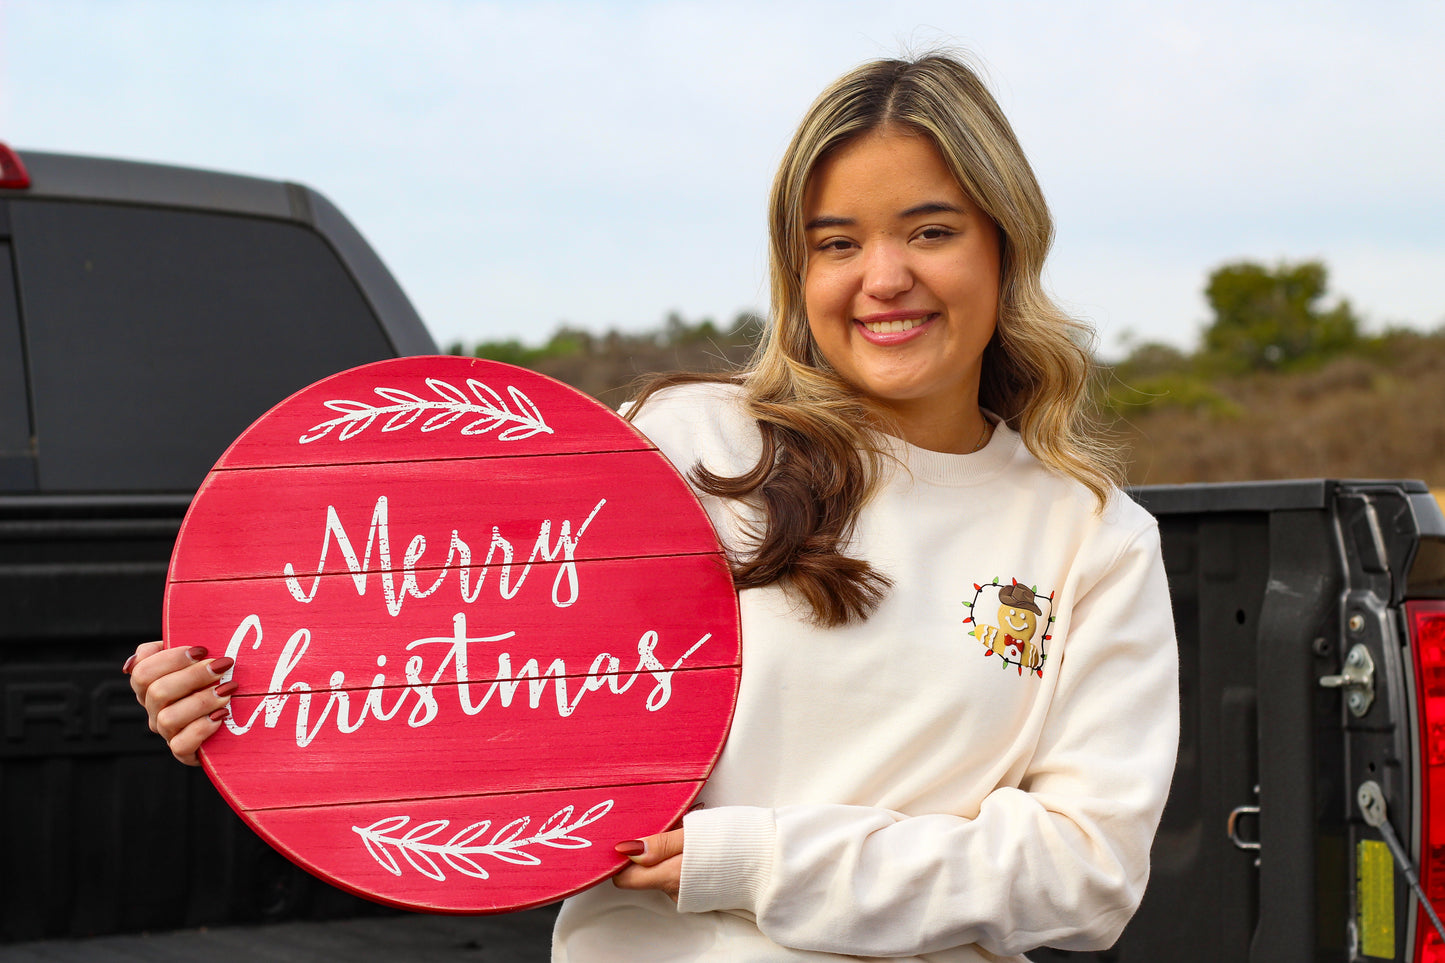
[802,128,1001,452]
[998,603,1038,641]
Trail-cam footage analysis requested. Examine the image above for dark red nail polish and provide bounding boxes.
[187,646,208,661]
[209,708,229,722]
[615,840,645,857]
[209,657,235,675]
[214,681,239,698]
[122,655,137,675]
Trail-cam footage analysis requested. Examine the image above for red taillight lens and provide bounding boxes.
[1410,600,1445,961]
[0,144,30,189]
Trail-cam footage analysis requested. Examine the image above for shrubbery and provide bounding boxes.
[443,259,1444,485]
[447,311,763,406]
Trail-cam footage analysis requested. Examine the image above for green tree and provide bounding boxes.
[1202,259,1360,372]
[471,337,537,366]
[456,310,763,403]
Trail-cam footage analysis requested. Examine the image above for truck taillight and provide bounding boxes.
[1411,600,1445,961]
[0,144,29,188]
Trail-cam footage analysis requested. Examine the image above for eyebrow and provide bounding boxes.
[804,215,853,231]
[900,201,965,218]
[804,201,966,232]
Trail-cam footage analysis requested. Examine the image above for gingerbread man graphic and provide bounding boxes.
[972,580,1048,674]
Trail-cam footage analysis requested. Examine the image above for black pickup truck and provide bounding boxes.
[0,144,435,941]
[1036,480,1445,963]
[5,144,1445,963]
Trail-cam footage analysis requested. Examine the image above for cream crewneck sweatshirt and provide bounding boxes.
[554,383,1179,962]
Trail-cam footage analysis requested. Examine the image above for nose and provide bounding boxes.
[859,240,913,300]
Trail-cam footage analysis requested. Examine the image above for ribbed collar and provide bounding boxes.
[876,415,1022,488]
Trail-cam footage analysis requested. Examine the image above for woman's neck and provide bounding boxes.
[886,403,993,454]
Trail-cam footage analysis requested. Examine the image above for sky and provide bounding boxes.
[2,0,1441,358]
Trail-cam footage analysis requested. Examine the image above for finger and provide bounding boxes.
[130,644,212,703]
[165,709,230,767]
[154,675,236,742]
[611,854,681,900]
[138,649,232,711]
[614,828,684,867]
[122,640,165,675]
[141,656,236,734]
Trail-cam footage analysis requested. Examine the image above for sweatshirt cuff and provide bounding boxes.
[676,806,777,915]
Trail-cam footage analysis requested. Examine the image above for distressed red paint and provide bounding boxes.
[164,357,741,913]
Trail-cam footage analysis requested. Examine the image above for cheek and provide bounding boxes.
[803,273,847,351]
[933,243,1002,317]
[804,314,841,374]
[803,270,832,323]
[937,263,998,312]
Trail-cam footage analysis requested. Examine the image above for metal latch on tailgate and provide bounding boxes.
[1320,643,1376,717]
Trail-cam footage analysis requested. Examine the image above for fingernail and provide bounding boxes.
[187,646,208,661]
[122,655,137,675]
[209,708,229,722]
[614,840,645,857]
[214,681,239,698]
[209,657,235,675]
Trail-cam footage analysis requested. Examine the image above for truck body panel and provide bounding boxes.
[1034,479,1445,963]
[0,148,436,940]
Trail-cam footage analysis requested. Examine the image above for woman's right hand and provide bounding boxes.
[124,641,237,766]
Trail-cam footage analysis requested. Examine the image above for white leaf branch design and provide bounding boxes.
[352,799,615,881]
[299,378,553,444]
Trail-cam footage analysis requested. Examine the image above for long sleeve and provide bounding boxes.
[556,382,1181,963]
[677,522,1179,958]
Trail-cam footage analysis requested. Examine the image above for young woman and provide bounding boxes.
[129,53,1178,963]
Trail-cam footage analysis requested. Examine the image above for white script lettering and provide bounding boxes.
[222,612,712,747]
[281,496,606,615]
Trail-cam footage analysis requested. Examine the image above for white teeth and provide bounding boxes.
[863,318,921,334]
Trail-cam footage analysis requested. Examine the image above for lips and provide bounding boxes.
[862,318,921,334]
[854,312,936,344]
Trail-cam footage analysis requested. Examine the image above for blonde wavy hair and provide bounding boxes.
[631,53,1120,626]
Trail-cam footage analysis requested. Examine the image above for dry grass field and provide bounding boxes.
[1109,332,1445,488]
[464,319,1445,491]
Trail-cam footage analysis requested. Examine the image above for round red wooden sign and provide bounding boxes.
[164,356,741,913]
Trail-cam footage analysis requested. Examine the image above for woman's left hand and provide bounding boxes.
[612,828,684,901]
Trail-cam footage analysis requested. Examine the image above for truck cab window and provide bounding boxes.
[10,201,396,493]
